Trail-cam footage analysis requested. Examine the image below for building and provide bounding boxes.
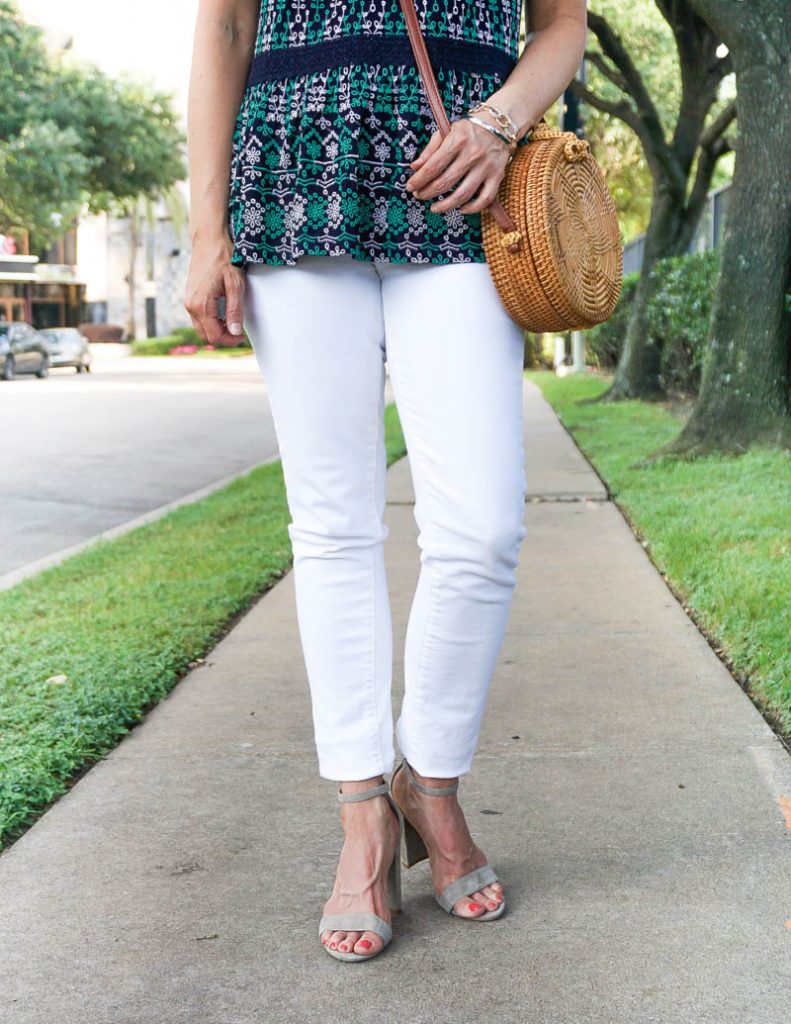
[622,181,733,275]
[0,229,85,328]
[4,5,194,339]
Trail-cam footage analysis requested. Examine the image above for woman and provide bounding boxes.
[185,0,587,962]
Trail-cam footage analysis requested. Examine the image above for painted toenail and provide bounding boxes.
[358,940,372,949]
[339,945,348,951]
[468,902,481,912]
[330,943,337,949]
[489,902,497,909]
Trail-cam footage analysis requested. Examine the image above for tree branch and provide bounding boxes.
[685,133,732,228]
[699,99,737,151]
[584,49,630,94]
[567,79,642,135]
[585,11,683,186]
[586,11,666,140]
[710,52,733,79]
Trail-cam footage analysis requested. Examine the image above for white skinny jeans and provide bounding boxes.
[242,253,528,782]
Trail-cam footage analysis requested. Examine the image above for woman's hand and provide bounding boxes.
[405,117,512,215]
[184,235,246,345]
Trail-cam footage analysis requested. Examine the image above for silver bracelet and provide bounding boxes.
[467,101,520,143]
[463,115,517,155]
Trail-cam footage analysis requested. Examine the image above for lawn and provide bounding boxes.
[0,403,407,850]
[528,370,791,741]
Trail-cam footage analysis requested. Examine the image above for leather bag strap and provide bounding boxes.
[398,0,522,245]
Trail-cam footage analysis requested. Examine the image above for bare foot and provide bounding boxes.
[320,777,401,956]
[391,762,504,917]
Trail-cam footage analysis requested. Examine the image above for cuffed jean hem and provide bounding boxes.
[316,750,397,783]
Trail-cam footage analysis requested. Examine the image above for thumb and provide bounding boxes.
[224,269,245,336]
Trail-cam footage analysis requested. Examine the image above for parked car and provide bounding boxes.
[39,326,92,372]
[0,321,49,380]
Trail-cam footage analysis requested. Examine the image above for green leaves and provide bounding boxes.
[0,2,185,251]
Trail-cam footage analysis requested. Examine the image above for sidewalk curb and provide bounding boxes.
[0,456,281,595]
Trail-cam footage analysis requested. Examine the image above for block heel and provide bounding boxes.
[388,756,506,921]
[400,810,429,867]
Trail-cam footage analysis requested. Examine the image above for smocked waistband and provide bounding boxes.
[245,34,517,87]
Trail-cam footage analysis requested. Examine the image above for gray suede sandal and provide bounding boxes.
[389,756,506,921]
[319,779,402,962]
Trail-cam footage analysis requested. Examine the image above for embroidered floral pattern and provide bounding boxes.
[227,0,526,267]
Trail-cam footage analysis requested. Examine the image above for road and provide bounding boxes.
[0,348,280,578]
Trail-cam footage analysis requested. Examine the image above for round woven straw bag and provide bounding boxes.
[480,118,623,332]
[400,0,623,333]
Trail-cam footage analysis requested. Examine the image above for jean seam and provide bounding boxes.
[401,423,448,745]
[366,294,388,775]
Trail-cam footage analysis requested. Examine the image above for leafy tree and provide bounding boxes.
[0,2,87,249]
[0,0,186,284]
[41,64,186,337]
[573,0,736,399]
[42,64,185,214]
[663,0,791,453]
[572,2,703,241]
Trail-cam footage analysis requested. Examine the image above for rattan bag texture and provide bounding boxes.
[400,0,623,333]
[480,122,623,332]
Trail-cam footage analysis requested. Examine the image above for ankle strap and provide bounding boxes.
[337,780,390,803]
[401,758,458,796]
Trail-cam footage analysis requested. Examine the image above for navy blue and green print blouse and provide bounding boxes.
[227,0,528,267]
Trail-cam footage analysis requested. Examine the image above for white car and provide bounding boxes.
[39,327,92,373]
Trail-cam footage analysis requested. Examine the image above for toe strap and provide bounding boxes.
[436,865,499,913]
[318,912,392,944]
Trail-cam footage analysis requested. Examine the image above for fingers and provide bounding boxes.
[406,129,463,196]
[423,166,491,214]
[408,127,443,170]
[405,119,509,214]
[223,267,246,339]
[457,177,502,214]
[184,261,246,347]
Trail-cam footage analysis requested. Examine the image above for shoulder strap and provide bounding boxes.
[398,0,531,247]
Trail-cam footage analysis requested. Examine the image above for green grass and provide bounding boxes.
[528,370,791,738]
[0,403,407,851]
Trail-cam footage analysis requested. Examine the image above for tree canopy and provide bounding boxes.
[0,0,185,253]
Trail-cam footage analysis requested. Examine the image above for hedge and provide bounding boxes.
[129,335,184,356]
[585,271,640,371]
[584,248,720,395]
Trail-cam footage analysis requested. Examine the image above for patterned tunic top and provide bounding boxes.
[227,0,528,267]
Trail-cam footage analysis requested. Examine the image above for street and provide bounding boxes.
[0,349,279,577]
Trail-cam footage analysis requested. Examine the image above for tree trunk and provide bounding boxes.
[126,205,138,342]
[601,182,694,400]
[667,54,791,452]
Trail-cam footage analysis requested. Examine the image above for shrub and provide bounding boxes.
[583,249,720,395]
[130,335,183,356]
[584,270,640,370]
[129,333,252,355]
[647,248,720,396]
[524,331,553,369]
[171,325,202,345]
[173,325,252,350]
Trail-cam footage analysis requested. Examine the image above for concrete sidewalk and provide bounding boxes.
[1,380,789,1023]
